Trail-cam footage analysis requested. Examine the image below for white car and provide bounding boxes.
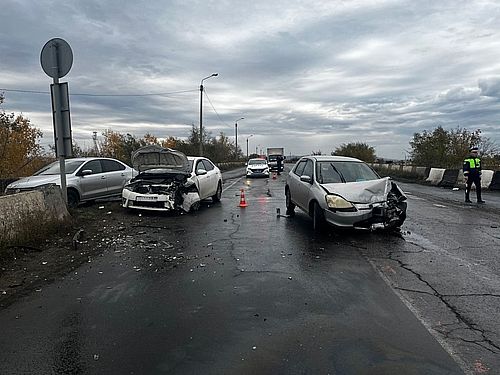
[246,158,270,178]
[5,157,136,207]
[122,145,223,212]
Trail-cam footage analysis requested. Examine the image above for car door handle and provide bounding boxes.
[101,176,106,179]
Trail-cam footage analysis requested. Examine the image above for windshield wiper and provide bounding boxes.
[329,163,346,183]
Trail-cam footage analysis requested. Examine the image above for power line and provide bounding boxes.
[203,88,232,129]
[0,87,198,97]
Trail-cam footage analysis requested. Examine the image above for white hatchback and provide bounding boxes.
[246,158,270,178]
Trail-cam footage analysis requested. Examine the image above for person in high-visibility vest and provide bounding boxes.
[463,147,485,203]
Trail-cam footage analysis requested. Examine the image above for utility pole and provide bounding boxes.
[199,73,218,156]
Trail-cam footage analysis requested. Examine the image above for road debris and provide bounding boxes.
[72,229,85,250]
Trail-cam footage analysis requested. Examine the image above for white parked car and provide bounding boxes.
[122,145,223,212]
[246,158,270,178]
[5,157,136,207]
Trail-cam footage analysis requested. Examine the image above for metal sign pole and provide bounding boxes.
[51,44,68,205]
[41,38,73,206]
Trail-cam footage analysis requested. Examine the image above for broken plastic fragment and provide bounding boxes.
[98,206,104,209]
[93,354,99,361]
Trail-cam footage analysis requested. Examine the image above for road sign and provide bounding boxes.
[40,38,73,79]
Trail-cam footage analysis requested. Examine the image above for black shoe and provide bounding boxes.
[465,199,472,203]
[477,200,485,204]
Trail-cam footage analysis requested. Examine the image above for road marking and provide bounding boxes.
[433,204,446,208]
[222,176,245,194]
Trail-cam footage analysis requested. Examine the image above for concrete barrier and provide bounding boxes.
[402,166,413,173]
[439,169,459,188]
[490,171,500,190]
[481,170,494,189]
[0,185,69,244]
[426,168,445,185]
[456,169,494,189]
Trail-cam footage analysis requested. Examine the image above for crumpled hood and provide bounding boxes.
[8,175,61,189]
[321,177,402,204]
[132,145,190,173]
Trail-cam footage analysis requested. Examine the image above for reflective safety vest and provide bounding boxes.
[464,158,481,169]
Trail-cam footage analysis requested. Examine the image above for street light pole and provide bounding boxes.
[234,117,244,160]
[199,73,218,156]
[246,134,253,160]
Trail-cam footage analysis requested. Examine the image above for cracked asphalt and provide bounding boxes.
[0,167,498,374]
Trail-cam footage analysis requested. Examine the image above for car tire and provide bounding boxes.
[285,187,295,216]
[67,189,80,208]
[212,181,222,203]
[312,201,326,231]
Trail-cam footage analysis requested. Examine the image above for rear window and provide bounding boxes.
[316,161,379,183]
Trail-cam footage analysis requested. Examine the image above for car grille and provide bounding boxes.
[251,169,264,173]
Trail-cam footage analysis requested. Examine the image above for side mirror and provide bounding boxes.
[196,169,208,176]
[80,169,93,176]
[300,175,312,183]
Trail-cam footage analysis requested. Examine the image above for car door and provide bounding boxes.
[194,159,210,199]
[101,159,129,196]
[294,159,315,211]
[202,159,217,196]
[78,160,107,199]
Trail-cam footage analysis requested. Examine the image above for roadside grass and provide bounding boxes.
[0,210,72,264]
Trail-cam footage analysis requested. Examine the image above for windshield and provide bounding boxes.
[248,159,266,165]
[316,161,379,183]
[34,160,86,175]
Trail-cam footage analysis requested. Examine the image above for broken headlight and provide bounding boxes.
[326,195,355,210]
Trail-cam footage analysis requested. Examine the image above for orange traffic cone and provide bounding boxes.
[239,188,248,207]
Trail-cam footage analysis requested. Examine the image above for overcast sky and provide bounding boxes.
[2,0,500,159]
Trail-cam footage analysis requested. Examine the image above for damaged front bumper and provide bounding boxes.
[122,190,201,212]
[322,179,407,229]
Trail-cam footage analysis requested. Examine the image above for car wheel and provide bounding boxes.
[312,201,326,231]
[285,187,295,216]
[67,189,80,208]
[212,181,222,203]
[190,201,201,212]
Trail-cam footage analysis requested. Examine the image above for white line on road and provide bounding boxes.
[433,204,446,208]
[222,176,245,195]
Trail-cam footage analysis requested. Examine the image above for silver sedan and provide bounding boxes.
[5,157,137,207]
[285,155,407,231]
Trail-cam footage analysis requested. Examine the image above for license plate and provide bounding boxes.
[136,196,158,201]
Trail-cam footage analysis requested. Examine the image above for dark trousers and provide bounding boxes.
[465,174,482,201]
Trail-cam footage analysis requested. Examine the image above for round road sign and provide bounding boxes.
[40,38,73,79]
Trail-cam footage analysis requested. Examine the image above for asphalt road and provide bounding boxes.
[0,167,498,374]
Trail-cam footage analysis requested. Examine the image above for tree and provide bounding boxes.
[409,126,498,168]
[332,142,376,162]
[0,95,45,177]
[99,130,148,165]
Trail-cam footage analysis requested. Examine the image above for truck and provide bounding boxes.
[266,147,285,172]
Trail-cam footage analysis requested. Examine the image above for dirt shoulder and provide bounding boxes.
[0,200,185,309]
